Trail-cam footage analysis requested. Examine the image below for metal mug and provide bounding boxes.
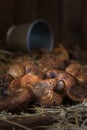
[6,20,54,52]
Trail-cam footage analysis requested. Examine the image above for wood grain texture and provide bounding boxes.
[61,0,82,47]
[0,0,15,39]
[81,0,87,49]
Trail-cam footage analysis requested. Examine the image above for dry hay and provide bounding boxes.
[0,100,86,130]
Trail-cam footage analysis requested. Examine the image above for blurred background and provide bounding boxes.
[0,0,87,49]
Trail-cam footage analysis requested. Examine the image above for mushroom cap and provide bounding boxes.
[66,84,87,102]
[0,87,32,112]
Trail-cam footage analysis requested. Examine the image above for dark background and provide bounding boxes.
[0,0,87,49]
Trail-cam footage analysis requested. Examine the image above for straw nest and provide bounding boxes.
[0,47,87,130]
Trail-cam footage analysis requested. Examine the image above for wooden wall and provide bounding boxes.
[0,0,87,48]
[0,0,15,39]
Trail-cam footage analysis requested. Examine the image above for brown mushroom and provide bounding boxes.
[45,69,87,102]
[7,64,25,78]
[39,54,67,70]
[45,70,76,89]
[66,84,87,102]
[66,62,87,84]
[9,73,39,89]
[0,87,33,112]
[21,73,39,86]
[9,77,63,108]
[52,43,69,60]
[28,78,63,106]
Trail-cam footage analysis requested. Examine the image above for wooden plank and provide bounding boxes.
[0,0,15,39]
[81,0,87,49]
[16,0,38,24]
[37,0,61,42]
[61,0,82,47]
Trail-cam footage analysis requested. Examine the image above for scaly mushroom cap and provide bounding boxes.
[45,70,77,90]
[9,73,39,89]
[28,78,63,106]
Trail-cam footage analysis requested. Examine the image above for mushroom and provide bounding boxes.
[9,73,39,89]
[44,69,87,102]
[7,64,24,78]
[28,78,63,107]
[0,87,33,112]
[66,62,87,84]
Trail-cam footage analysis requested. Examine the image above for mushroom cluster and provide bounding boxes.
[0,43,87,112]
